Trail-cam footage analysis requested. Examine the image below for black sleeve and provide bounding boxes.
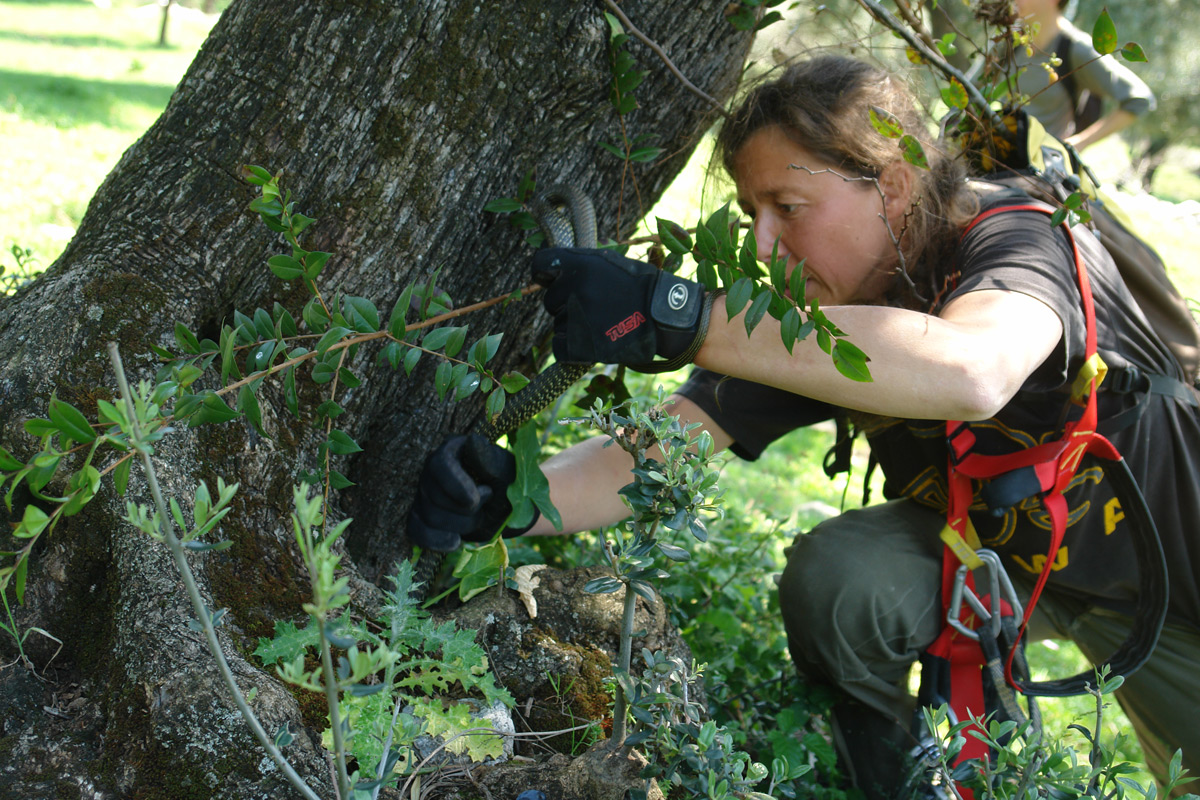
[675,367,835,461]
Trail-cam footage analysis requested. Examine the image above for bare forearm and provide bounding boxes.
[1067,109,1136,151]
[695,291,1061,421]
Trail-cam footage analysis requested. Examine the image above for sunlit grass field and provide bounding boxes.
[0,0,216,280]
[3,0,1195,788]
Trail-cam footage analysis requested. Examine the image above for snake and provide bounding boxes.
[472,184,598,442]
[410,184,714,595]
[474,183,717,440]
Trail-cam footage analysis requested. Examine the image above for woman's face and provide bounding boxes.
[733,125,905,306]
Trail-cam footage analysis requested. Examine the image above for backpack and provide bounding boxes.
[1053,34,1103,134]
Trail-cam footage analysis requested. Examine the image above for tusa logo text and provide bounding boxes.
[606,312,646,341]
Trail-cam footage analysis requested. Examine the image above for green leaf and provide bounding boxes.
[304,251,331,280]
[484,387,506,419]
[267,254,304,280]
[15,504,50,539]
[739,229,763,280]
[499,372,529,393]
[725,277,754,320]
[337,367,361,388]
[62,465,101,516]
[443,327,468,359]
[0,446,22,472]
[1120,42,1147,62]
[174,323,202,355]
[869,106,903,139]
[483,197,522,213]
[190,392,240,427]
[453,539,508,603]
[48,396,96,444]
[329,470,355,489]
[422,325,465,353]
[283,367,299,417]
[388,286,414,337]
[468,333,503,367]
[243,164,273,185]
[744,289,771,336]
[236,384,267,437]
[832,339,873,382]
[316,325,350,357]
[584,576,623,594]
[344,296,379,333]
[214,325,232,384]
[656,218,692,255]
[24,418,55,438]
[254,619,321,666]
[940,79,969,110]
[507,423,561,531]
[253,307,274,340]
[113,457,132,496]
[327,430,363,455]
[1092,8,1118,55]
[899,134,929,170]
[780,306,802,354]
[628,146,663,163]
[434,361,452,400]
[403,347,422,376]
[311,362,336,384]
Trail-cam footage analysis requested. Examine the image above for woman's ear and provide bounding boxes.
[877,160,915,222]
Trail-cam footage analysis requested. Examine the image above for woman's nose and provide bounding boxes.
[754,216,782,262]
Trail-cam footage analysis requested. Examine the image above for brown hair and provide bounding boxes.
[715,55,977,309]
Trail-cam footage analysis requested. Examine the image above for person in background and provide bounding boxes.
[1012,0,1156,150]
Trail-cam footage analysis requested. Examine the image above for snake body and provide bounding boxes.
[473,184,597,442]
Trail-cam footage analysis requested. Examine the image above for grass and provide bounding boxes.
[0,0,216,281]
[2,0,1192,790]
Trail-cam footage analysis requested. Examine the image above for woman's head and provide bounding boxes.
[716,55,974,308]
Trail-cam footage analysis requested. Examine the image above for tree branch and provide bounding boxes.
[853,0,1002,129]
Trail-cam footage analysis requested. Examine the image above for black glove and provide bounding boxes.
[531,247,708,367]
[406,434,538,552]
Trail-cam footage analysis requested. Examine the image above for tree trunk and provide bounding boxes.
[0,0,750,797]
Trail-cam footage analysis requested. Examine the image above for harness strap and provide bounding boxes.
[929,202,1169,787]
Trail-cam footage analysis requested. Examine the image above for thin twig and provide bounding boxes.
[602,0,731,120]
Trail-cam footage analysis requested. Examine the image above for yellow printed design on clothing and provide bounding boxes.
[1011,546,1070,575]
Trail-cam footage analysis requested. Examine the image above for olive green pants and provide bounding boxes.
[777,499,1198,799]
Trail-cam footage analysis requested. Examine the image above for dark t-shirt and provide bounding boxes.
[677,196,1200,630]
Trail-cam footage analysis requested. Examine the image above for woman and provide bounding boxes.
[407,56,1199,798]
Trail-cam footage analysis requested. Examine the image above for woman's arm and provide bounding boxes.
[695,288,1064,422]
[525,393,733,536]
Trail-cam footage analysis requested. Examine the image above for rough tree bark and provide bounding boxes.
[0,1,750,797]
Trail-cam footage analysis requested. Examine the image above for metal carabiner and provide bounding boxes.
[946,549,1024,641]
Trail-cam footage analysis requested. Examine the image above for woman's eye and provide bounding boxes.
[778,203,798,214]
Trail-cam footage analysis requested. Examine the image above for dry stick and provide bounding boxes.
[601,0,731,120]
[106,342,323,800]
[854,0,1002,130]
